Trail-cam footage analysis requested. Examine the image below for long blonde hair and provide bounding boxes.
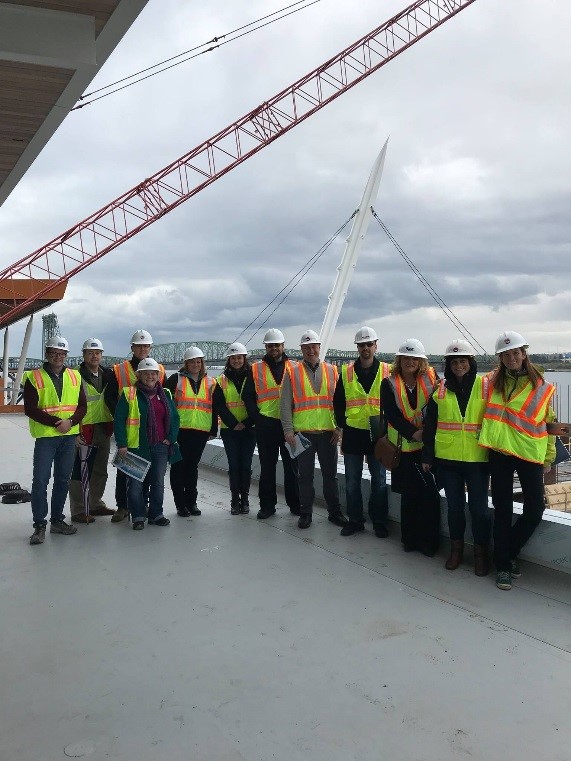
[392,355,429,380]
[180,358,207,379]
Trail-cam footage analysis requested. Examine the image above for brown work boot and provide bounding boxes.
[445,539,464,570]
[474,544,491,577]
[90,505,115,516]
[71,514,96,524]
[111,508,128,523]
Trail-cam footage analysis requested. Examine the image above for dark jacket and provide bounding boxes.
[114,386,180,462]
[24,362,87,430]
[213,366,256,430]
[333,358,381,456]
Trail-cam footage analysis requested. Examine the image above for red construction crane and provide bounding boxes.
[0,0,478,328]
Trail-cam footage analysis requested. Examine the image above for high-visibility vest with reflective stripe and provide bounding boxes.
[26,367,81,438]
[342,362,391,430]
[217,374,247,429]
[252,360,292,419]
[289,361,338,432]
[123,386,174,449]
[175,375,216,431]
[434,375,489,462]
[113,359,166,390]
[479,376,555,464]
[81,377,113,425]
[387,368,437,452]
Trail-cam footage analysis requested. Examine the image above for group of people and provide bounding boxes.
[23,325,555,591]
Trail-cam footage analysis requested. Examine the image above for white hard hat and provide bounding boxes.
[82,338,104,352]
[396,338,427,359]
[300,330,320,345]
[130,329,153,345]
[136,358,160,373]
[495,331,528,355]
[46,336,69,352]
[354,326,378,343]
[263,328,285,344]
[183,346,205,361]
[225,342,248,357]
[444,339,475,357]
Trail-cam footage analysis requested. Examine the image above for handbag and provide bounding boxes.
[374,433,402,470]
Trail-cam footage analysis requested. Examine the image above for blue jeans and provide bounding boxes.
[438,463,491,545]
[344,452,388,528]
[31,435,77,525]
[127,443,169,522]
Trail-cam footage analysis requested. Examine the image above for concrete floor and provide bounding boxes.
[0,414,570,761]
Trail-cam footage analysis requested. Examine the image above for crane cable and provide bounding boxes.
[74,0,322,110]
[371,207,490,356]
[233,211,357,347]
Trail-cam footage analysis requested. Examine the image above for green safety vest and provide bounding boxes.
[433,375,489,462]
[123,386,174,448]
[26,367,81,438]
[289,360,338,432]
[252,360,292,419]
[174,375,216,431]
[217,374,247,429]
[387,368,437,453]
[341,361,391,430]
[81,376,113,425]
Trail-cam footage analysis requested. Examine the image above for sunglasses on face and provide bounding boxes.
[357,342,375,348]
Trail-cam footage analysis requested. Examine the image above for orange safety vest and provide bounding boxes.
[387,368,437,452]
[289,360,338,432]
[114,359,166,390]
[252,360,292,419]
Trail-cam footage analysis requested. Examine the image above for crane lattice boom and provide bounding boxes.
[0,0,477,327]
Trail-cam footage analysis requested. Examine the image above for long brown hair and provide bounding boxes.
[224,356,251,373]
[492,352,543,394]
[392,355,429,380]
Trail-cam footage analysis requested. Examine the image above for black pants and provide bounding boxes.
[169,428,210,511]
[220,427,256,497]
[393,451,440,554]
[255,416,300,511]
[489,450,545,572]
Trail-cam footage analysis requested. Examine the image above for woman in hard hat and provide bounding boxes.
[381,339,440,555]
[213,343,257,514]
[478,331,555,591]
[422,340,492,575]
[166,347,217,517]
[114,358,180,530]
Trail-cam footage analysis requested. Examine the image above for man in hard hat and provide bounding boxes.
[251,328,301,519]
[25,336,87,545]
[104,329,166,522]
[333,326,391,538]
[68,339,115,523]
[280,330,348,529]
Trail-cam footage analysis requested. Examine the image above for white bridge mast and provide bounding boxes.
[319,139,388,360]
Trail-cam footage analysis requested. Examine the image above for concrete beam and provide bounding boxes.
[0,4,96,69]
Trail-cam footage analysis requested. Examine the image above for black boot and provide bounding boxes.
[239,493,250,514]
[231,492,241,515]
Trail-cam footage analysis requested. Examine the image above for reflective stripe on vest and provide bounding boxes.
[81,377,113,425]
[479,378,555,463]
[252,360,290,419]
[387,368,437,452]
[342,362,391,430]
[175,375,216,431]
[27,368,81,438]
[124,386,140,448]
[434,375,489,462]
[290,361,338,432]
[114,360,166,390]
[217,374,247,429]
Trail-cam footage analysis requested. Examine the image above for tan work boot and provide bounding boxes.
[111,508,128,523]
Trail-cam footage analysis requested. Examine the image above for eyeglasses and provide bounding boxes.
[357,342,375,348]
[266,343,282,348]
[47,351,67,358]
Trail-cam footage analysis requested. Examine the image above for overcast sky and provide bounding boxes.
[1,0,570,359]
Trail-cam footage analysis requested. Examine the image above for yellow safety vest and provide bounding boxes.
[81,376,113,425]
[26,367,81,438]
[113,359,166,390]
[252,360,292,419]
[433,375,489,462]
[342,361,391,430]
[289,361,338,432]
[123,386,174,449]
[217,374,248,429]
[387,368,437,452]
[479,376,555,464]
[175,375,216,431]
